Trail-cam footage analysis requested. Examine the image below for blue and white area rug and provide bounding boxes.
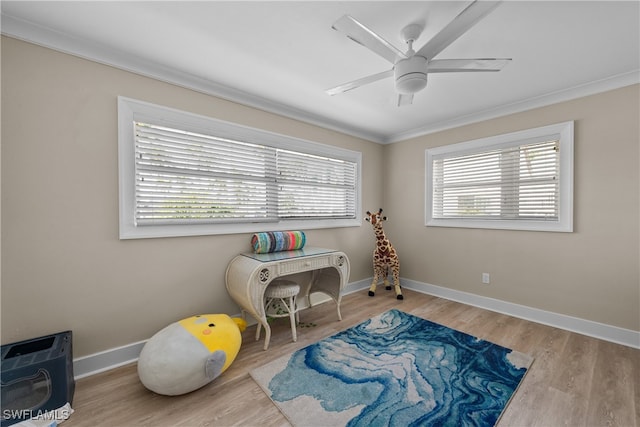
[250,309,532,427]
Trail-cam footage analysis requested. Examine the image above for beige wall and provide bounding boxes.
[1,37,384,356]
[382,84,640,331]
[2,36,638,360]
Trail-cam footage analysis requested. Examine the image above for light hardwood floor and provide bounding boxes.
[65,290,639,426]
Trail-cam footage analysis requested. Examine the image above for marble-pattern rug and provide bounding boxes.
[250,309,532,427]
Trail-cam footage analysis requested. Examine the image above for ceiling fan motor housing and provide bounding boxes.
[395,55,428,94]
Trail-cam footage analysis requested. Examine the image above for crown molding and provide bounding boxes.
[3,14,638,145]
[1,14,387,143]
[386,70,640,143]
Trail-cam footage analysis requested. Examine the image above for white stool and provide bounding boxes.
[257,279,300,349]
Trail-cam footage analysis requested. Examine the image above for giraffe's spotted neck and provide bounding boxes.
[373,222,388,241]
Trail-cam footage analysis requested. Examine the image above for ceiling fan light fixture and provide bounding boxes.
[395,56,428,94]
[330,3,508,103]
[396,73,428,94]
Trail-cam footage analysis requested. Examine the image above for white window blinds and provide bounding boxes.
[277,149,357,219]
[432,139,560,220]
[425,121,573,232]
[134,122,357,225]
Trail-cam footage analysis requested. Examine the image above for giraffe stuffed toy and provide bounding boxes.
[365,208,403,300]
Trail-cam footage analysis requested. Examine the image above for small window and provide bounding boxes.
[118,97,361,239]
[425,121,573,232]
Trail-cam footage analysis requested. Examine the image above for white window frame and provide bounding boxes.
[425,121,574,232]
[118,97,362,239]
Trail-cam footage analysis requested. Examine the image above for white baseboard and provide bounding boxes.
[72,276,638,379]
[72,279,373,379]
[401,278,640,350]
[341,278,372,295]
[73,340,146,379]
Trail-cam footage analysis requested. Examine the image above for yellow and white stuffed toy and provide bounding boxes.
[137,314,247,396]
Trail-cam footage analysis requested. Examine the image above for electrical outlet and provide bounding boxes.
[482,273,490,284]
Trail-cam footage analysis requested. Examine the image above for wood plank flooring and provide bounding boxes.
[64,290,638,426]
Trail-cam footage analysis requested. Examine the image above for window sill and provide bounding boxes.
[426,218,572,233]
[119,218,362,239]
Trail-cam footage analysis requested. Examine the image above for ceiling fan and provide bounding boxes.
[326,0,511,106]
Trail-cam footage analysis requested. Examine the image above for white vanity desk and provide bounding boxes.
[225,247,350,350]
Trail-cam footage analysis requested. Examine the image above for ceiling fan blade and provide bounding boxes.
[326,69,394,96]
[416,1,502,60]
[332,15,407,64]
[397,93,414,107]
[428,58,511,72]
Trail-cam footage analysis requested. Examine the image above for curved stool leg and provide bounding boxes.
[263,327,271,351]
[261,280,300,350]
[288,295,297,342]
[256,298,274,341]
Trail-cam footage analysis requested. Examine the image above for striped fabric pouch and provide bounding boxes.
[251,231,306,254]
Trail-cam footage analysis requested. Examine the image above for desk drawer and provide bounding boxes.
[278,256,330,275]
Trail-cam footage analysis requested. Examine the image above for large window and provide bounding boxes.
[425,121,573,232]
[118,97,361,239]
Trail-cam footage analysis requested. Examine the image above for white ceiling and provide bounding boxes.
[2,1,639,143]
